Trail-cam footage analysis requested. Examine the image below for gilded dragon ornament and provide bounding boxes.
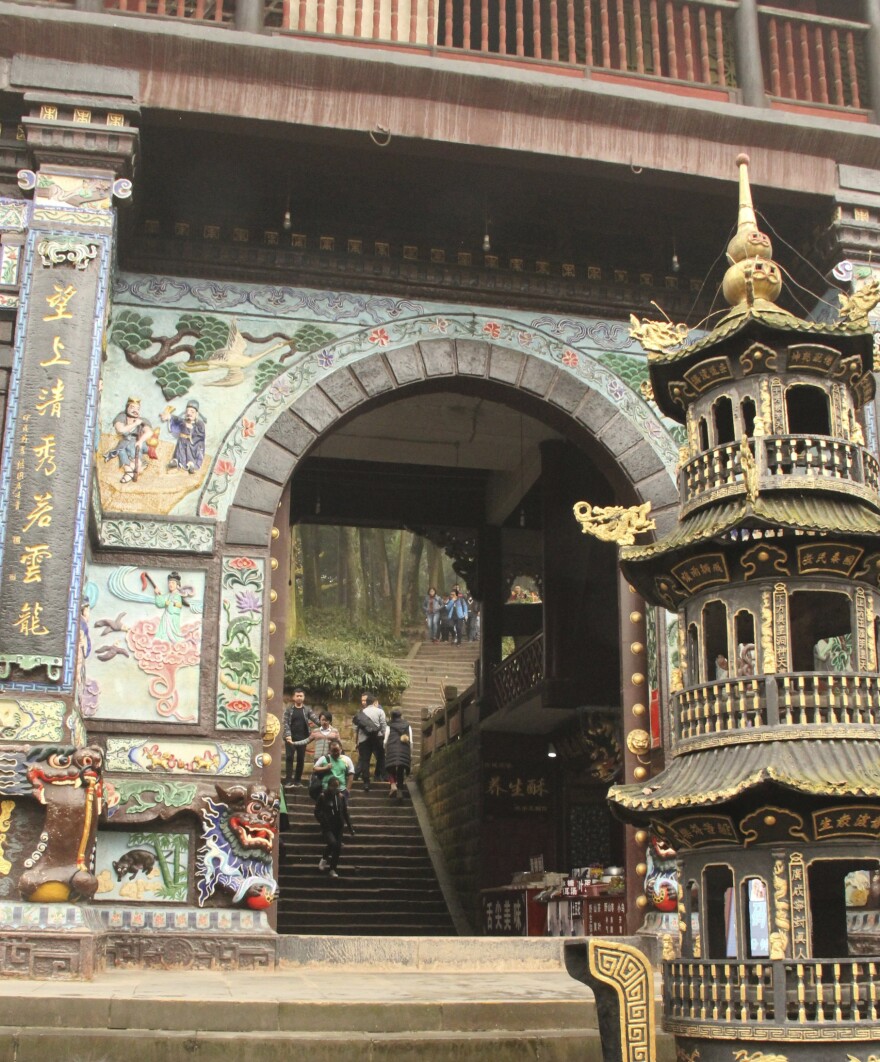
[572,501,656,546]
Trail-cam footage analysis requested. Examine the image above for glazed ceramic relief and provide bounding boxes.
[82,564,205,723]
[94,829,190,903]
[216,557,265,731]
[104,737,253,776]
[0,698,66,742]
[97,274,680,528]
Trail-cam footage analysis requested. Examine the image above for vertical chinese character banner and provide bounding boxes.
[0,230,110,688]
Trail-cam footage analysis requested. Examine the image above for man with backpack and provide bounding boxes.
[352,692,387,791]
[314,776,354,878]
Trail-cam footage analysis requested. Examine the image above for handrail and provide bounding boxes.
[757,5,869,34]
[490,631,544,710]
[681,434,880,512]
[421,682,478,761]
[673,670,880,745]
[666,957,880,1027]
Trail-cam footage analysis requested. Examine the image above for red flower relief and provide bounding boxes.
[228,557,257,571]
[562,349,579,368]
[483,321,501,339]
[225,699,252,713]
[216,459,237,476]
[369,328,390,346]
[201,504,217,517]
[241,418,256,438]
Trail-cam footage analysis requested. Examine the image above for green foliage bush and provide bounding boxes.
[303,606,409,656]
[285,636,409,703]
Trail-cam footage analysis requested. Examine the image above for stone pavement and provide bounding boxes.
[0,937,675,1061]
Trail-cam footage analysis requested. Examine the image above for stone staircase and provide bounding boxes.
[397,640,481,762]
[275,641,478,938]
[277,783,456,936]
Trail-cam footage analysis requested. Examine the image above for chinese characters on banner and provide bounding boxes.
[483,760,553,816]
[0,240,106,683]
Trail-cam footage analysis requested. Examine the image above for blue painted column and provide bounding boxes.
[0,92,137,710]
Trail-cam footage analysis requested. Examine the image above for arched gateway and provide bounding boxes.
[221,333,679,548]
[2,266,682,967]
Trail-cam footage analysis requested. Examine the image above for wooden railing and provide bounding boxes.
[758,4,869,110]
[421,683,479,760]
[673,671,880,744]
[681,435,880,514]
[110,0,233,19]
[270,0,737,84]
[490,632,544,708]
[23,0,877,117]
[666,959,880,1027]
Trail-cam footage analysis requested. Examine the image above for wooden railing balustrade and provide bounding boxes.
[758,4,868,110]
[265,0,737,81]
[490,632,544,708]
[111,0,233,20]
[674,671,880,744]
[681,435,880,512]
[666,959,880,1027]
[421,683,478,760]
[21,0,878,119]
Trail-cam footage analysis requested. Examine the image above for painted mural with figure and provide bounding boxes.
[95,275,681,524]
[97,304,338,516]
[81,564,205,724]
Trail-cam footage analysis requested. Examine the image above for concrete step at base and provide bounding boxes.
[0,1026,615,1062]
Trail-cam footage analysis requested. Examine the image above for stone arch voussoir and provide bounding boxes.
[223,339,678,548]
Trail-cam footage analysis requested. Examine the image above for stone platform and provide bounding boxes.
[0,934,676,1061]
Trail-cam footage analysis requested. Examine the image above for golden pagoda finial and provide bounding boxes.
[721,154,784,312]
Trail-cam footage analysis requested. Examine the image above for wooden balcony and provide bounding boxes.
[759,4,870,115]
[680,435,880,516]
[491,632,544,710]
[665,958,880,1032]
[673,671,880,748]
[27,0,876,120]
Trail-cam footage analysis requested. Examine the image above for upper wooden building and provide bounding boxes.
[0,0,879,975]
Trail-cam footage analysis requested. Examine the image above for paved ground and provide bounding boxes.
[0,967,595,1003]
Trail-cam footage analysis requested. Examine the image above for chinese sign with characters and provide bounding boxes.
[0,235,107,684]
[483,760,553,816]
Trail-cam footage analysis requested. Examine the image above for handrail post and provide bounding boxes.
[235,0,264,33]
[765,674,779,726]
[864,0,880,119]
[735,0,766,107]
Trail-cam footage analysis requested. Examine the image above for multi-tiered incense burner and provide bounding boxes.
[612,155,880,1061]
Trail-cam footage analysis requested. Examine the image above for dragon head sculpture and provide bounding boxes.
[197,783,278,910]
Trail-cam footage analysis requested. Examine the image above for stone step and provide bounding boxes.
[277,920,458,936]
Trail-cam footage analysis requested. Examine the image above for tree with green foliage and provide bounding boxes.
[285,636,408,704]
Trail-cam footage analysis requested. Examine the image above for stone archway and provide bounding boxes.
[221,338,679,549]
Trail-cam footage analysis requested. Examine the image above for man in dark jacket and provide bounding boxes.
[314,777,354,878]
[283,686,319,787]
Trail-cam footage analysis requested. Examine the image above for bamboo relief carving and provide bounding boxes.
[761,590,777,674]
[760,378,773,435]
[831,383,844,439]
[855,587,871,672]
[686,406,698,452]
[769,858,790,960]
[678,614,687,686]
[772,584,790,672]
[769,378,785,434]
